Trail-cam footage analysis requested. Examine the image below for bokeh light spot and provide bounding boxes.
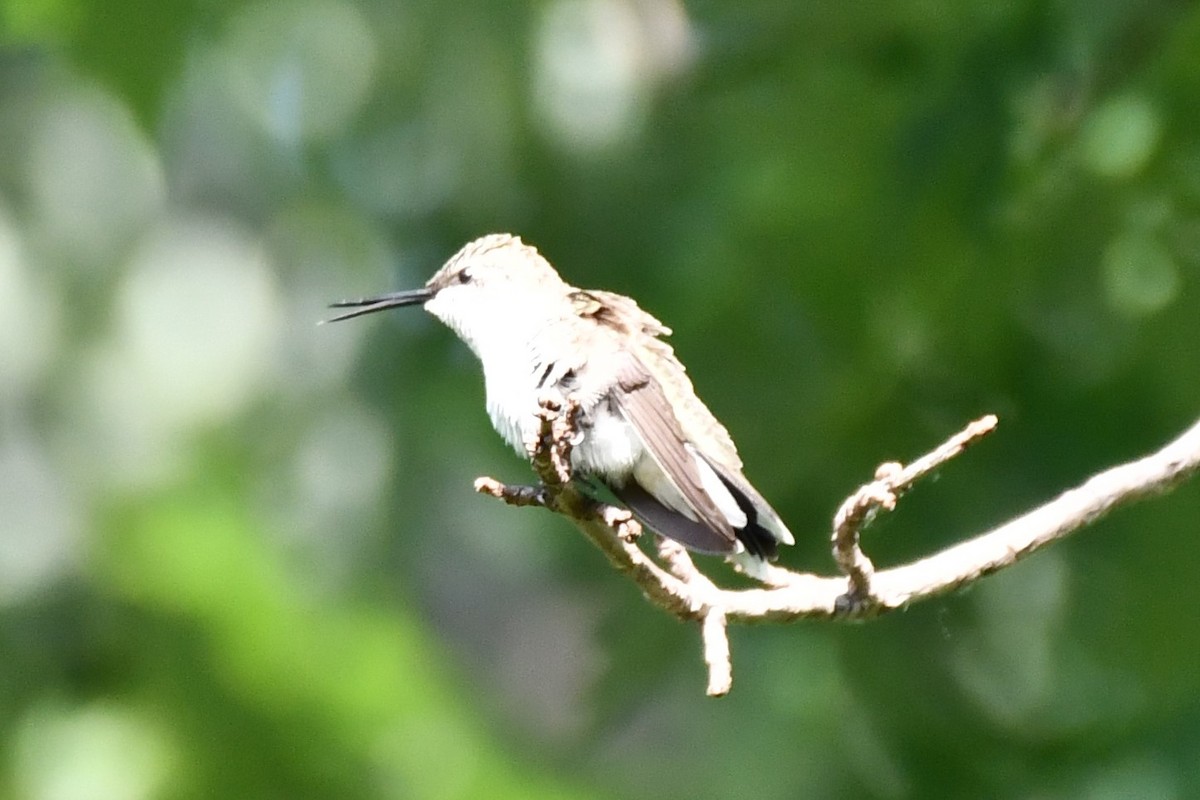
[0,208,61,401]
[1102,230,1180,318]
[13,703,173,800]
[224,0,378,144]
[25,85,164,269]
[1080,94,1161,179]
[117,217,282,427]
[0,437,80,605]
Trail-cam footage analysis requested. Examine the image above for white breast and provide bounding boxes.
[481,349,645,484]
[481,350,543,455]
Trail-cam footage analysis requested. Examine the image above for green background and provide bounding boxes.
[1,1,1199,797]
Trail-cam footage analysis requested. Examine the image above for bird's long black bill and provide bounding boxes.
[323,288,435,323]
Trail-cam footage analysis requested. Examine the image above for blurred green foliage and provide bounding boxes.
[1,0,1199,798]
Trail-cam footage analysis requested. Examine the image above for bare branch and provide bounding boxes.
[476,408,1200,694]
[701,610,732,697]
[473,476,547,508]
[830,414,998,612]
[657,538,733,695]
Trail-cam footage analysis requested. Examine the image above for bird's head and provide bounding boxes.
[326,233,573,353]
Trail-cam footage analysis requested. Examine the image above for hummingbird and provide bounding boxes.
[328,234,794,570]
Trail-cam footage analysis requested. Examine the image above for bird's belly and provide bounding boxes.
[572,407,643,478]
[483,351,645,478]
[485,385,643,477]
[577,406,701,525]
[486,384,699,523]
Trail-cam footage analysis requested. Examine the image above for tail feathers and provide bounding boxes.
[612,478,786,562]
[612,483,738,555]
[717,474,780,560]
[701,457,795,548]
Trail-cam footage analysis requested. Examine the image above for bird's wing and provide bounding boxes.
[611,355,738,549]
[572,288,794,556]
[572,289,743,470]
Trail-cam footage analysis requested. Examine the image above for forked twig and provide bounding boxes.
[476,405,1200,695]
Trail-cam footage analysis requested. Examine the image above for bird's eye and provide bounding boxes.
[457,268,472,284]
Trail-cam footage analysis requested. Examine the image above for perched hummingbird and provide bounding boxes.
[328,234,794,569]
